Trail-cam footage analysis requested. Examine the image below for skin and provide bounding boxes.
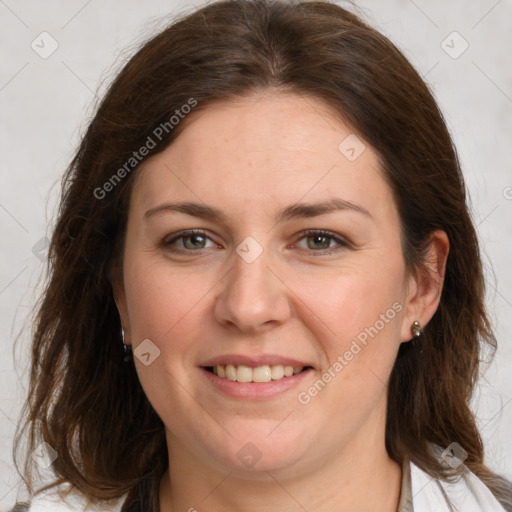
[114,91,449,512]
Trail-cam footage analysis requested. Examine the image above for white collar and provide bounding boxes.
[410,458,507,511]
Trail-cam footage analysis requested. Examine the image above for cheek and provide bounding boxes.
[301,263,405,346]
[290,269,405,441]
[299,262,406,408]
[122,259,214,412]
[123,257,214,349]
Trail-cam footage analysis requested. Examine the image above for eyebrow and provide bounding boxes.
[144,197,372,223]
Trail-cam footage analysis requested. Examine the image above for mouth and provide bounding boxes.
[203,364,313,383]
[199,355,315,400]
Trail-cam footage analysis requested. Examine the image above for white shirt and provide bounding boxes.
[408,458,507,511]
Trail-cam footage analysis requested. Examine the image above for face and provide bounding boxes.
[114,92,428,480]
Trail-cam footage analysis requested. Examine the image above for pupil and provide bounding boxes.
[185,234,205,249]
[310,235,329,249]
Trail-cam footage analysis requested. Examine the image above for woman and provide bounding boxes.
[11,0,512,511]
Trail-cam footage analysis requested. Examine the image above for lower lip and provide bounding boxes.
[200,367,314,400]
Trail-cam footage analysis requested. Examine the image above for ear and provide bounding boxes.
[112,280,132,347]
[400,229,449,342]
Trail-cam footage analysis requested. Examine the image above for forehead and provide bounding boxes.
[130,92,396,224]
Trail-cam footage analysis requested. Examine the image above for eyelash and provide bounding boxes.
[163,229,350,256]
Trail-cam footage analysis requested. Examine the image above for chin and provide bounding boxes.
[202,426,312,477]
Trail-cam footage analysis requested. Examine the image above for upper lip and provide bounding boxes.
[200,354,313,368]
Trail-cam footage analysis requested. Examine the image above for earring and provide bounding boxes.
[411,321,423,338]
[122,328,132,362]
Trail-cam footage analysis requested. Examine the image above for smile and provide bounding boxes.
[205,364,310,383]
[200,355,315,399]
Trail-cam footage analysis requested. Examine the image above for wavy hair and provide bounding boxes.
[15,1,512,510]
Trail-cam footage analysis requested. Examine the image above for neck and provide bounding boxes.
[159,424,402,512]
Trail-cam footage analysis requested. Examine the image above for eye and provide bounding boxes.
[163,229,350,256]
[164,230,217,253]
[293,229,349,254]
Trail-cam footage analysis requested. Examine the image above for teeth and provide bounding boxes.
[225,364,237,381]
[253,365,272,383]
[270,365,284,380]
[237,365,253,383]
[210,364,305,382]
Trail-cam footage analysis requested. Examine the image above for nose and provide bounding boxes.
[213,244,292,334]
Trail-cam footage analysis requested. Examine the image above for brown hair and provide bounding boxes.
[15,0,512,510]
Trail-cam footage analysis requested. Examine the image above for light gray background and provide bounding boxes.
[1,0,511,508]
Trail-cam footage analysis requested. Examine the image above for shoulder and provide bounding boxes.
[9,486,127,512]
[410,443,508,512]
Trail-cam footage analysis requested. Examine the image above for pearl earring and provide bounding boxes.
[411,321,423,338]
